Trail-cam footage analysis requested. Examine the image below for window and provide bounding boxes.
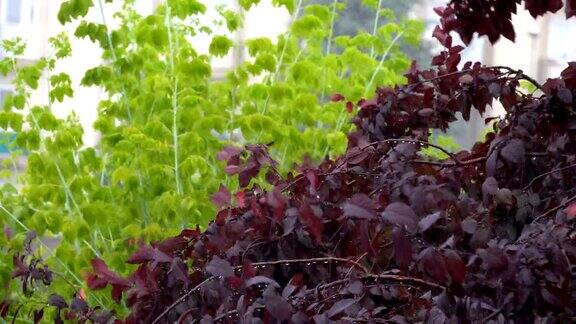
[6,0,22,24]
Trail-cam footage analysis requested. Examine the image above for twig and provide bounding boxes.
[492,66,542,90]
[151,277,216,324]
[211,273,443,323]
[331,138,463,172]
[298,273,443,299]
[480,305,504,322]
[522,163,576,192]
[240,256,370,274]
[406,66,542,90]
[532,194,576,223]
[153,256,369,323]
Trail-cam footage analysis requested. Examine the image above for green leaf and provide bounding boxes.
[209,35,234,58]
[167,0,206,19]
[272,0,296,14]
[239,0,261,10]
[291,15,323,38]
[58,0,94,25]
[245,38,274,57]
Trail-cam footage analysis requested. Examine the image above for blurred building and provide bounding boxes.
[413,0,576,147]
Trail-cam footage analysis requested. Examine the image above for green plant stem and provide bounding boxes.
[165,4,184,196]
[369,0,383,59]
[320,0,340,102]
[96,0,150,223]
[364,31,404,97]
[96,0,132,121]
[261,0,305,115]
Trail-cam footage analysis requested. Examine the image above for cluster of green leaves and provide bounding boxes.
[0,0,423,318]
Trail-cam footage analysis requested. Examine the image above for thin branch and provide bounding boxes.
[153,256,368,323]
[165,4,184,196]
[522,163,576,192]
[492,66,542,90]
[532,194,576,223]
[369,0,384,59]
[151,276,216,324]
[481,305,504,322]
[241,256,369,274]
[365,31,405,97]
[211,272,443,322]
[406,66,543,90]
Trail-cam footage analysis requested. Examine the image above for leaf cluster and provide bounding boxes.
[0,0,422,320]
[6,1,576,322]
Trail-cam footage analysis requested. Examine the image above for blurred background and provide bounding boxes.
[1,0,576,170]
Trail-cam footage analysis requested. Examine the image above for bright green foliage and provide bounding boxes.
[209,35,234,57]
[0,0,424,318]
[422,134,461,159]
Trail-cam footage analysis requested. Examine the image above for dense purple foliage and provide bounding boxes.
[3,1,576,323]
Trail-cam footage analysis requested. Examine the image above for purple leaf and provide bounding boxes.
[482,177,498,204]
[500,139,525,165]
[392,228,413,271]
[444,250,466,285]
[211,185,231,209]
[418,247,448,284]
[326,298,356,318]
[418,212,442,233]
[263,294,293,321]
[343,194,375,219]
[48,294,68,309]
[206,256,234,278]
[70,297,88,313]
[382,202,418,233]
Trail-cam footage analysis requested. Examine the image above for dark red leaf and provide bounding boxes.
[326,298,356,318]
[382,202,418,233]
[500,139,525,165]
[392,228,412,271]
[206,256,234,278]
[48,294,68,309]
[343,194,375,219]
[263,294,293,321]
[33,309,44,323]
[330,93,345,102]
[418,212,442,233]
[566,203,576,220]
[443,250,466,285]
[211,185,231,209]
[419,247,448,284]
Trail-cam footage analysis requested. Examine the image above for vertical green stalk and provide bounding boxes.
[165,4,184,196]
[261,0,305,115]
[364,31,404,97]
[256,0,305,144]
[96,0,132,122]
[320,0,340,102]
[369,0,383,59]
[96,0,150,223]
